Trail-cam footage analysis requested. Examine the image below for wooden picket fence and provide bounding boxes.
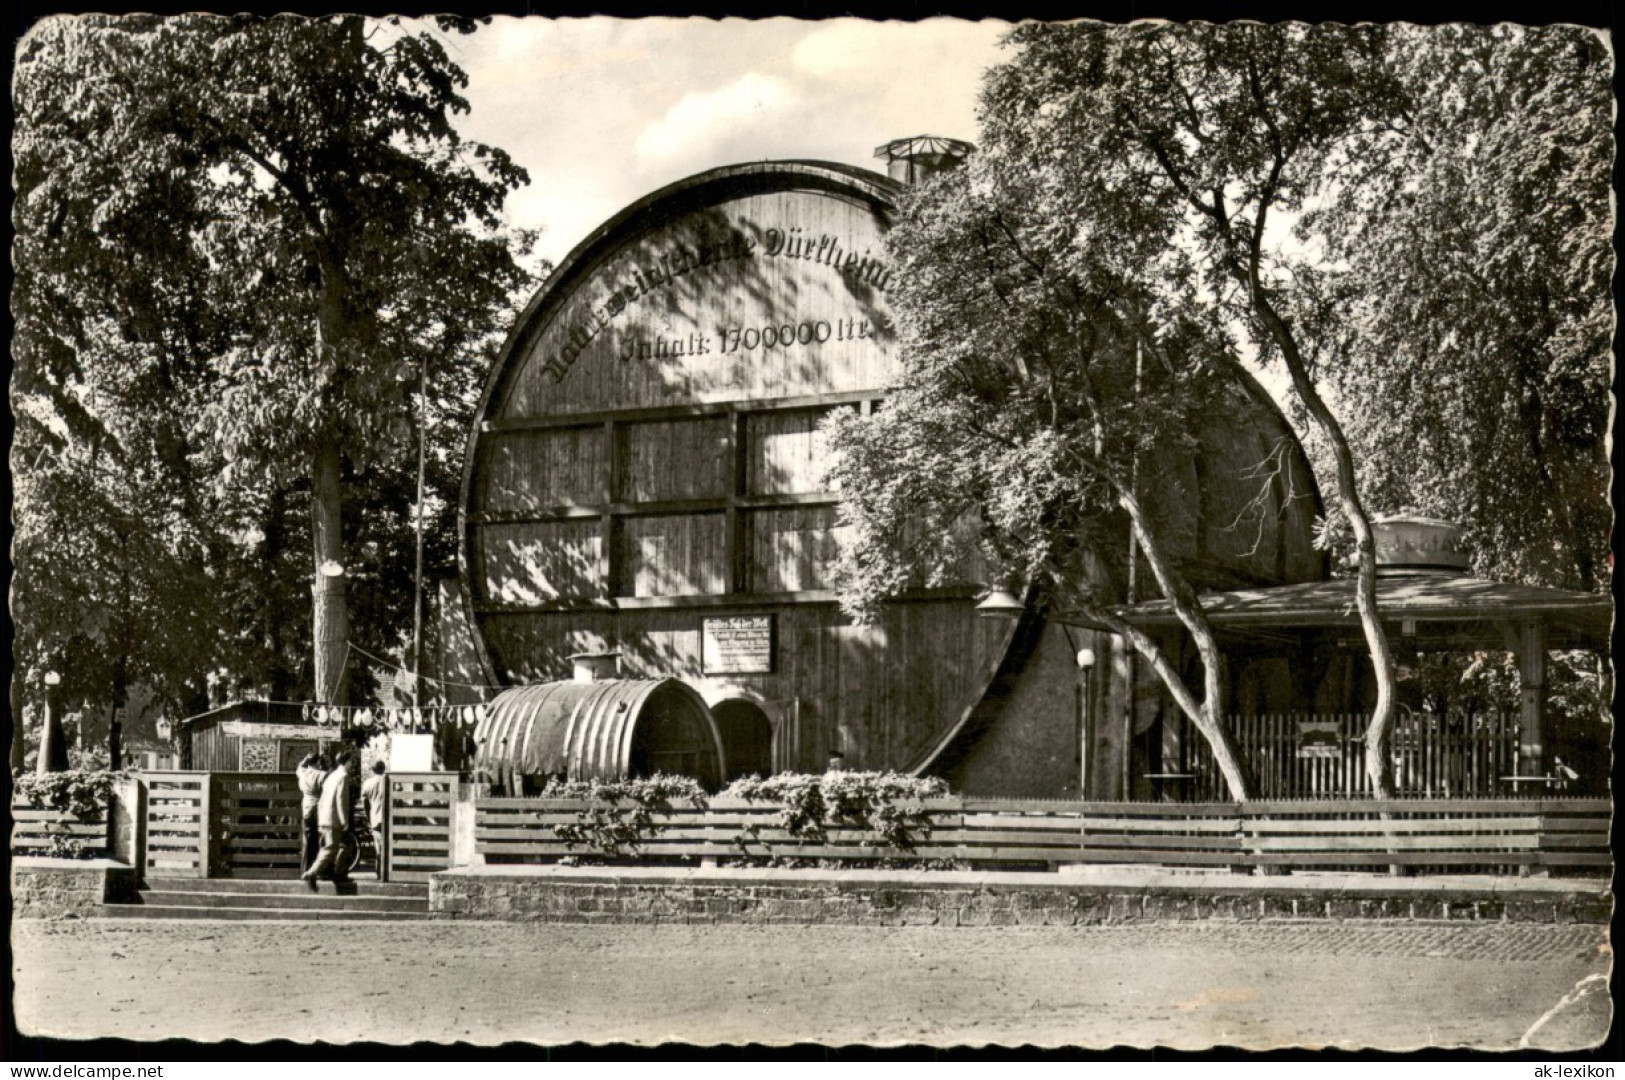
[135,770,460,881]
[94,772,1610,880]
[1234,798,1610,871]
[212,772,303,878]
[10,801,110,859]
[475,795,1611,875]
[385,773,459,882]
[142,771,210,878]
[1187,712,1521,801]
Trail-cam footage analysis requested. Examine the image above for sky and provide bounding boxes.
[435,17,1012,265]
[432,16,1305,403]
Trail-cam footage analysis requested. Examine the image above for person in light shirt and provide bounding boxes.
[301,750,355,890]
[295,752,329,873]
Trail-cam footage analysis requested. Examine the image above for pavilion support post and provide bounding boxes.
[1516,620,1547,779]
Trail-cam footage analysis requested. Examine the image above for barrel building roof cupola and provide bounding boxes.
[874,135,975,184]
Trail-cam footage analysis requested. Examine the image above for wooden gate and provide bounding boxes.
[211,772,302,878]
[141,771,211,878]
[384,772,458,882]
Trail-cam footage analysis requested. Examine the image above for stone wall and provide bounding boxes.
[431,867,1613,927]
[12,859,138,917]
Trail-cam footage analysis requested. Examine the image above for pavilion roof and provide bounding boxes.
[1055,572,1611,651]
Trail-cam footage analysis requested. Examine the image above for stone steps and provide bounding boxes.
[135,889,427,913]
[143,875,425,898]
[98,903,433,922]
[98,875,432,922]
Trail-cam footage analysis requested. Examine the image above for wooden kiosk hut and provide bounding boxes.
[175,700,340,772]
[444,137,1329,797]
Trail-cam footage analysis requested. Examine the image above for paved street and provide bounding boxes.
[13,917,1612,1049]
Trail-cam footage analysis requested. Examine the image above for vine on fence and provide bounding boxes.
[724,771,950,858]
[11,769,122,858]
[538,774,709,858]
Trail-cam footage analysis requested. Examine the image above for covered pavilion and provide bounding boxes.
[1057,516,1612,799]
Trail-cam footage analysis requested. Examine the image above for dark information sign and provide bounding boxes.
[701,614,776,675]
[1296,720,1342,760]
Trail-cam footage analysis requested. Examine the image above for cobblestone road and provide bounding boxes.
[13,918,1613,1050]
[1074,921,1606,961]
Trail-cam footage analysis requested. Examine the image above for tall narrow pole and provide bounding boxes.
[412,352,428,708]
[1124,338,1143,800]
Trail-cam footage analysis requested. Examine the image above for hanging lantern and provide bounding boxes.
[975,588,1026,619]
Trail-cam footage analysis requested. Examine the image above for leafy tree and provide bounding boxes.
[831,22,1433,798]
[13,14,535,724]
[1309,24,1611,594]
[827,155,1267,799]
[1308,25,1614,786]
[11,105,232,742]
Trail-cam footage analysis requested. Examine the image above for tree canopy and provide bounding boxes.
[1309,23,1611,593]
[12,14,536,738]
[827,22,1610,799]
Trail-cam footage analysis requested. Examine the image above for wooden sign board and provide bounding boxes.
[221,720,337,739]
[390,734,436,772]
[1296,720,1342,760]
[702,614,776,675]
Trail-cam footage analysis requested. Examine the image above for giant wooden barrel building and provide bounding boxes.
[452,139,1327,797]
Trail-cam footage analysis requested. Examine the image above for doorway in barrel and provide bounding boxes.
[714,700,773,782]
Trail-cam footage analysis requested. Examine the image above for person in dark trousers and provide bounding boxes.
[295,752,329,873]
[302,750,355,890]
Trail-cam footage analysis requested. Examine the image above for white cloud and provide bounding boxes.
[448,17,1010,260]
[634,73,798,163]
[792,18,1008,85]
[791,20,904,81]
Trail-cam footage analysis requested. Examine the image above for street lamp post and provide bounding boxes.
[1076,648,1096,798]
[109,703,123,771]
[38,670,67,775]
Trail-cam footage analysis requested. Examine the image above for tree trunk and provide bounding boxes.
[1098,485,1257,802]
[310,257,351,706]
[108,653,127,771]
[262,485,296,699]
[111,544,129,770]
[311,434,349,705]
[1247,280,1399,800]
[10,673,26,771]
[1087,605,1254,801]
